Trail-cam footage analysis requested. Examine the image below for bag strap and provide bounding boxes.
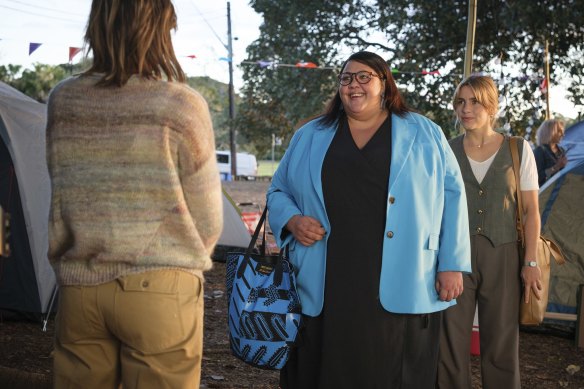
[237,206,289,286]
[510,138,567,265]
[246,206,268,255]
[509,137,525,248]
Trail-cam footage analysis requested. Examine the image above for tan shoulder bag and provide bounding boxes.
[509,136,566,326]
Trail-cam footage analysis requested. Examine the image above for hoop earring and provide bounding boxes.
[380,93,386,110]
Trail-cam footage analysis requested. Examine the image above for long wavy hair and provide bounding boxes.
[84,0,186,86]
[319,51,410,127]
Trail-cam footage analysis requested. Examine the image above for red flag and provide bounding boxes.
[186,54,196,59]
[540,78,548,94]
[69,47,82,62]
[295,61,317,68]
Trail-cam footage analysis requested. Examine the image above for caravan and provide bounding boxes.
[216,150,258,180]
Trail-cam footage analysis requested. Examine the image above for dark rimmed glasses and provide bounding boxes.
[338,71,383,86]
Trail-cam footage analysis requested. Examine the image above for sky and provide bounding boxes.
[0,0,262,91]
[0,0,579,119]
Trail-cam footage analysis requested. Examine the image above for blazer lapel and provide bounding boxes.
[309,122,337,206]
[389,114,417,189]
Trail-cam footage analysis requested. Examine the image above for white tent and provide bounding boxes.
[0,81,250,318]
[0,81,53,317]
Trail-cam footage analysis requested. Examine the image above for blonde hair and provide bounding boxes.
[536,119,564,146]
[452,74,499,128]
[84,0,185,86]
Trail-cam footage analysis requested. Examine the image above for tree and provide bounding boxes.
[240,0,584,145]
[0,63,67,102]
[237,0,368,156]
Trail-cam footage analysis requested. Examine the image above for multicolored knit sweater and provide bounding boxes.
[46,74,223,285]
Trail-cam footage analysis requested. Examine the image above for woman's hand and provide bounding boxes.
[286,215,326,247]
[555,154,568,171]
[435,271,463,302]
[521,265,542,303]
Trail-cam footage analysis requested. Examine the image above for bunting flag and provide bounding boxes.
[1,39,549,88]
[295,61,317,68]
[68,47,82,62]
[540,78,548,94]
[29,43,42,56]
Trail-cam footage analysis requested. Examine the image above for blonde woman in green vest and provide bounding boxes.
[437,75,541,389]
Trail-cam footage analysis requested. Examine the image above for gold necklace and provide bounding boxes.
[465,134,495,148]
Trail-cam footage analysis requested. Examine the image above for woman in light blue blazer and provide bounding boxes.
[267,51,471,389]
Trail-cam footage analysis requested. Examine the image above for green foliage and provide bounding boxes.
[0,63,68,102]
[0,63,239,152]
[240,0,584,146]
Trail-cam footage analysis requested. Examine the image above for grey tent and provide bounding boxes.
[540,120,584,317]
[0,81,53,318]
[0,81,250,319]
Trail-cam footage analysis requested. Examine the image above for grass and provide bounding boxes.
[257,160,279,176]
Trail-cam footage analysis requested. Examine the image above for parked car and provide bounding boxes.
[216,150,258,180]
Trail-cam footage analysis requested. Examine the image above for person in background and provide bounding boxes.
[46,1,223,388]
[533,119,568,186]
[437,75,541,389]
[267,51,471,389]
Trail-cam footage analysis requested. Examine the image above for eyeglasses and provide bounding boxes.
[338,71,383,86]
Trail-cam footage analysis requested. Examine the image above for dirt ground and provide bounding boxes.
[1,180,583,388]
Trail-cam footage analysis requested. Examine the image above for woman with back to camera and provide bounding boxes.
[533,119,568,186]
[46,1,223,388]
[267,51,471,389]
[437,75,541,389]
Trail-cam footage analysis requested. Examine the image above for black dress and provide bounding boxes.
[280,116,441,389]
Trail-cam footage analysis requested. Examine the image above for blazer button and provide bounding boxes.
[478,189,484,196]
[477,209,484,214]
[475,227,482,233]
[388,196,395,204]
[386,231,394,238]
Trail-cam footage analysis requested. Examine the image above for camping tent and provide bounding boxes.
[0,81,250,318]
[540,120,584,316]
[0,81,53,318]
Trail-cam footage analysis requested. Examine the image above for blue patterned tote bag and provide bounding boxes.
[225,207,302,369]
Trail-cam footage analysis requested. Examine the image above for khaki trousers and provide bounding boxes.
[53,270,204,389]
[437,235,521,389]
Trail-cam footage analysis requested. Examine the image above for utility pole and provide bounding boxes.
[544,40,551,120]
[463,0,478,79]
[227,2,237,178]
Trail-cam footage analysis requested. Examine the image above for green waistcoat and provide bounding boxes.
[449,135,523,247]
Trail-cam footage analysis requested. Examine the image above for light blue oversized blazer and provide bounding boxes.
[267,112,471,316]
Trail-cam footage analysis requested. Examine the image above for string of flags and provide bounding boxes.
[27,42,82,62]
[7,40,547,83]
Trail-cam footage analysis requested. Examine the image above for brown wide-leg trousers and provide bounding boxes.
[438,235,522,389]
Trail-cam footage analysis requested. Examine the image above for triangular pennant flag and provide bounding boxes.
[258,60,273,68]
[540,78,548,94]
[186,54,196,59]
[295,61,317,68]
[219,57,232,62]
[29,43,42,56]
[68,47,82,62]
